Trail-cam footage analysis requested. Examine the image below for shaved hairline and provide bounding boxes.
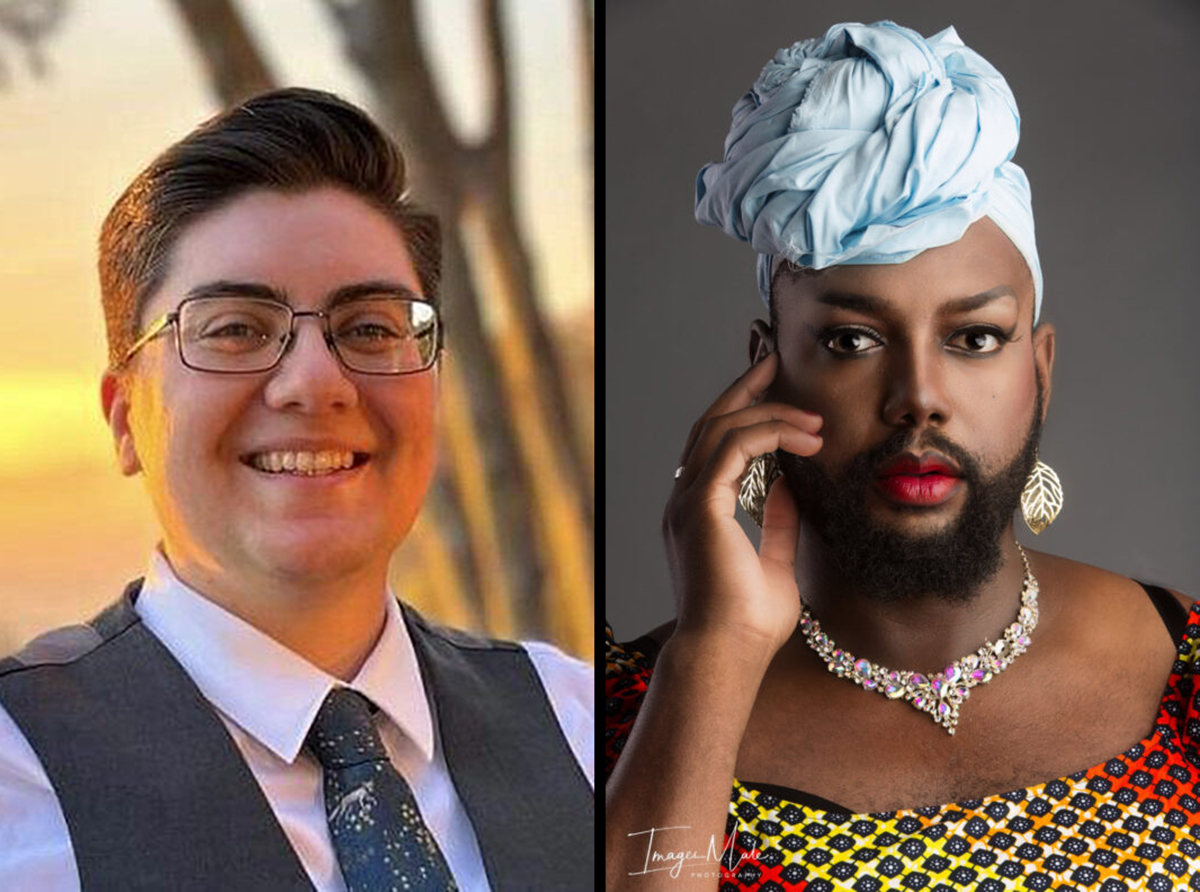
[767,258,1039,333]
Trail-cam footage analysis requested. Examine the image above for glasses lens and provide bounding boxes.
[178,297,288,372]
[330,298,439,373]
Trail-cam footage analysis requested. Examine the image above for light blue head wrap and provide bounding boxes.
[695,21,1043,322]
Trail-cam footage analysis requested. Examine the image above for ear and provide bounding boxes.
[101,371,142,476]
[1032,321,1055,424]
[748,319,776,366]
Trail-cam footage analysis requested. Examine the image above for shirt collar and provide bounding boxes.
[133,548,435,766]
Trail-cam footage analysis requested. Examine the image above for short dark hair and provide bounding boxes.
[98,87,440,369]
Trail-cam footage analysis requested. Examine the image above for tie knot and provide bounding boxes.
[305,687,388,769]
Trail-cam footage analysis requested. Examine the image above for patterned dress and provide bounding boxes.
[606,598,1200,891]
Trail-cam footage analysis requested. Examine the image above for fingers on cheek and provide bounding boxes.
[781,429,822,457]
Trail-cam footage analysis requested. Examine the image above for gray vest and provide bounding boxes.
[0,581,594,890]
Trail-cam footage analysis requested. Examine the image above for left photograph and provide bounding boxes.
[0,3,594,890]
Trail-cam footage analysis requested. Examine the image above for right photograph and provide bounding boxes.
[606,3,1200,891]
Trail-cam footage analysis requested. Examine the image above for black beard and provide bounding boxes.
[776,384,1043,604]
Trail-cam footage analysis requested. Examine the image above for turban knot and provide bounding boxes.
[695,21,1043,321]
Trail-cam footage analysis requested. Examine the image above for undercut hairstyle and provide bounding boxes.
[98,87,441,370]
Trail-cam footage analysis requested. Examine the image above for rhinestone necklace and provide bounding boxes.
[797,543,1038,735]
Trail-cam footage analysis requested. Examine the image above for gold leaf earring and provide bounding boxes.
[1020,456,1063,535]
[738,453,781,527]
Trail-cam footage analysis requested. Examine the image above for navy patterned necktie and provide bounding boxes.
[304,687,458,891]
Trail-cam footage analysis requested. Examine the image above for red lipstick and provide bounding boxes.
[873,453,963,507]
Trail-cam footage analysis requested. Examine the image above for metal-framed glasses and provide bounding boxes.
[121,294,442,375]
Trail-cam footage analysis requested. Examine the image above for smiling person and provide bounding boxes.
[0,88,593,891]
[605,22,1200,892]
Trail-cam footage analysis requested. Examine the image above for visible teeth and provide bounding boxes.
[250,450,358,475]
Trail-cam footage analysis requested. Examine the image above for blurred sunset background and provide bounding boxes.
[0,0,593,657]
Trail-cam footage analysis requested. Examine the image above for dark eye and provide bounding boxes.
[340,322,401,341]
[950,328,1005,354]
[821,328,882,355]
[202,322,268,341]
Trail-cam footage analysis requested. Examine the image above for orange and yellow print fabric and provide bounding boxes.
[606,614,1200,891]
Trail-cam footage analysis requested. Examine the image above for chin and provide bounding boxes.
[870,499,965,533]
[243,523,387,583]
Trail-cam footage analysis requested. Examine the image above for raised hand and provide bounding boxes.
[662,351,823,656]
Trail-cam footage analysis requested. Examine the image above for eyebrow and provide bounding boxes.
[183,279,424,306]
[815,286,1018,316]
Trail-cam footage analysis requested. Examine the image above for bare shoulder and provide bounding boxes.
[1032,549,1187,593]
[1030,549,1193,628]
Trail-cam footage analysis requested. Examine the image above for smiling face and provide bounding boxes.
[755,217,1055,599]
[102,186,438,590]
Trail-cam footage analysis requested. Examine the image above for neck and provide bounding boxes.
[788,526,1029,672]
[161,545,390,682]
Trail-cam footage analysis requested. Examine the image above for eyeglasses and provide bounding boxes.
[121,295,442,375]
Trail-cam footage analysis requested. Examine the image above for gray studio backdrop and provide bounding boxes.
[606,1,1200,639]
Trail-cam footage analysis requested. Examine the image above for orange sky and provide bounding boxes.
[0,0,592,649]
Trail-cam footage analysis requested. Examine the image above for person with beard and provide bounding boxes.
[605,22,1199,892]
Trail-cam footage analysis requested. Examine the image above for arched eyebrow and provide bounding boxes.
[183,279,424,306]
[815,286,1017,316]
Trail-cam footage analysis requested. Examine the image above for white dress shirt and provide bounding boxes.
[0,552,594,890]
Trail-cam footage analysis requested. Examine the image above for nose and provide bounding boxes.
[880,337,951,429]
[262,316,359,412]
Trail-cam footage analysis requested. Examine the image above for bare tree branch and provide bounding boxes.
[322,0,464,199]
[0,0,68,83]
[168,0,274,105]
[465,0,593,531]
[477,0,508,165]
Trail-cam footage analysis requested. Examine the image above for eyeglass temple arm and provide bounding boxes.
[120,312,177,367]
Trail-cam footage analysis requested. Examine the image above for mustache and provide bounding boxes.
[853,429,983,484]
